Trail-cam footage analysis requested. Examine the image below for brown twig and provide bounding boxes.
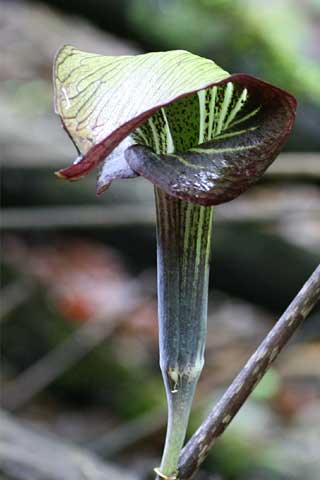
[2,291,143,411]
[0,280,34,323]
[2,321,118,411]
[177,265,320,480]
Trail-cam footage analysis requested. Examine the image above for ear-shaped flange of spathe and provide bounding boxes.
[125,75,296,206]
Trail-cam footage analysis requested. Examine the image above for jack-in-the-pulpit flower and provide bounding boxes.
[53,46,296,479]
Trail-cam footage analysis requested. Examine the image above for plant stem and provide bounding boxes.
[154,187,213,479]
[177,264,320,480]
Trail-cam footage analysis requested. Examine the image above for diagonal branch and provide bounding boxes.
[177,264,320,480]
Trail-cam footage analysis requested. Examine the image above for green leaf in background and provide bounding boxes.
[129,0,320,106]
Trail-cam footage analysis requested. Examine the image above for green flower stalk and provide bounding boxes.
[53,46,296,479]
[153,190,213,477]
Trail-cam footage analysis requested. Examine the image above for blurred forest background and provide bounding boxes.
[1,1,320,479]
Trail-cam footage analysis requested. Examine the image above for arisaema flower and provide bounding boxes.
[53,46,296,479]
